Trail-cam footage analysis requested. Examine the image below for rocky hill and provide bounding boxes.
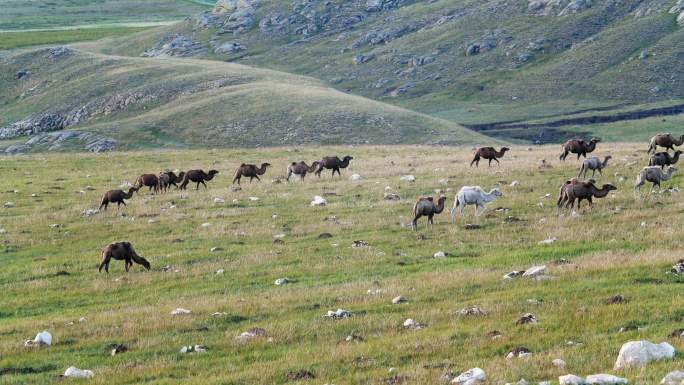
[90,0,684,136]
[0,46,490,152]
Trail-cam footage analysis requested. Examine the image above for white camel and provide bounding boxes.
[451,186,503,220]
[634,166,677,195]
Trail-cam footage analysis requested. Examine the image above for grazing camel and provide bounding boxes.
[179,169,219,190]
[470,147,510,167]
[559,138,600,161]
[99,187,138,211]
[135,174,159,193]
[649,151,682,169]
[287,161,320,182]
[411,196,447,229]
[557,179,616,209]
[578,156,612,178]
[157,173,170,193]
[634,166,677,194]
[98,242,150,273]
[451,186,503,219]
[314,156,354,177]
[233,163,271,184]
[161,171,185,189]
[647,133,684,154]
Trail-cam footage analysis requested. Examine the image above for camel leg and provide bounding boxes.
[470,157,478,167]
[202,181,207,189]
[255,175,261,182]
[125,260,130,272]
[100,202,108,211]
[412,215,420,230]
[494,158,500,166]
[488,159,492,167]
[476,204,487,217]
[428,214,434,227]
[98,255,109,273]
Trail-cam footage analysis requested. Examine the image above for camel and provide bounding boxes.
[179,169,219,190]
[634,166,677,194]
[157,173,170,193]
[578,156,611,178]
[411,196,447,229]
[647,133,684,154]
[135,174,159,193]
[450,186,502,219]
[559,138,600,161]
[233,163,271,184]
[470,147,510,167]
[161,171,185,189]
[98,242,150,273]
[649,151,682,169]
[287,161,320,182]
[314,156,353,177]
[557,178,616,209]
[99,187,138,211]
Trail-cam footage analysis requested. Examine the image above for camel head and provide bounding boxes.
[667,166,678,173]
[602,184,617,192]
[491,188,503,197]
[343,155,354,161]
[261,162,272,168]
[208,170,219,176]
[589,138,601,143]
[500,147,510,152]
[675,150,683,156]
[604,155,612,161]
[437,195,447,204]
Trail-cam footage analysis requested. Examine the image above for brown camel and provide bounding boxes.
[649,150,682,169]
[99,187,138,211]
[559,138,600,161]
[98,241,150,273]
[233,163,271,184]
[557,178,616,209]
[157,173,170,193]
[411,196,447,229]
[647,133,684,154]
[470,147,510,167]
[287,161,320,182]
[161,171,185,189]
[135,174,159,193]
[179,169,219,190]
[314,156,354,177]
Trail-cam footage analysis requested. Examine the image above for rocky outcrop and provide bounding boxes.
[5,131,116,154]
[528,0,593,16]
[142,33,207,57]
[0,113,67,139]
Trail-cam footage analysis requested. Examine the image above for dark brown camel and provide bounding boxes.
[557,178,616,209]
[98,241,150,273]
[647,133,684,154]
[314,156,353,177]
[233,163,271,184]
[99,187,138,211]
[179,169,219,190]
[649,150,682,169]
[161,171,185,189]
[135,174,159,193]
[559,138,600,161]
[470,147,510,167]
[287,161,320,182]
[411,196,447,229]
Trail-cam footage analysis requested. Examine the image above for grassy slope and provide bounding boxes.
[0,48,491,149]
[0,27,154,51]
[88,0,684,128]
[0,145,682,384]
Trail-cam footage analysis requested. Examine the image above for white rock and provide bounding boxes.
[274,278,290,285]
[216,269,225,275]
[64,366,94,378]
[171,308,191,315]
[661,371,684,385]
[400,175,416,182]
[559,375,586,385]
[201,222,211,228]
[510,180,520,187]
[180,345,207,353]
[249,196,259,201]
[211,312,227,317]
[552,359,566,369]
[452,367,486,384]
[325,308,352,319]
[403,318,426,329]
[49,224,61,228]
[585,374,628,384]
[25,331,52,347]
[539,237,557,244]
[522,265,547,277]
[214,197,225,203]
[311,196,327,206]
[614,340,675,370]
[350,174,362,181]
[0,228,6,234]
[392,295,407,304]
[3,202,14,208]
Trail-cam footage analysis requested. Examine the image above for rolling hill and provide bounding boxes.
[0,46,492,152]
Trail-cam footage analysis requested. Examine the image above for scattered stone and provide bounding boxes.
[539,237,557,244]
[214,197,225,204]
[403,318,427,330]
[510,180,520,187]
[24,331,52,347]
[311,196,327,206]
[350,174,362,181]
[274,278,291,285]
[215,41,246,53]
[671,259,684,274]
[111,344,128,356]
[216,269,225,275]
[517,313,538,325]
[352,240,369,248]
[63,366,94,379]
[235,328,268,343]
[345,334,363,342]
[180,345,208,353]
[585,374,628,384]
[15,69,29,80]
[559,374,586,385]
[4,202,14,208]
[661,371,684,385]
[606,295,627,304]
[522,265,547,278]
[384,193,401,200]
[487,330,502,339]
[614,340,675,370]
[668,329,684,338]
[171,308,191,315]
[201,222,211,228]
[392,295,408,304]
[210,247,224,252]
[287,369,315,380]
[400,175,416,182]
[49,224,61,228]
[527,298,543,305]
[504,270,525,279]
[506,346,532,359]
[211,312,227,317]
[249,196,259,201]
[456,305,486,317]
[325,309,352,319]
[451,367,486,384]
[434,251,448,258]
[552,359,566,369]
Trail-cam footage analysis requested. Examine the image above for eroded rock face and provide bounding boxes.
[142,34,207,58]
[528,0,593,16]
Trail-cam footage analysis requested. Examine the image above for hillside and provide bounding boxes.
[88,0,684,139]
[0,47,491,152]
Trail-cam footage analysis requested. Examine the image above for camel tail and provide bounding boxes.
[647,138,656,154]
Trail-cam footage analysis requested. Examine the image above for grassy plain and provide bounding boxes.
[0,145,682,384]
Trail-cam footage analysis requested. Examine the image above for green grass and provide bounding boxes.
[0,27,154,50]
[0,145,682,384]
